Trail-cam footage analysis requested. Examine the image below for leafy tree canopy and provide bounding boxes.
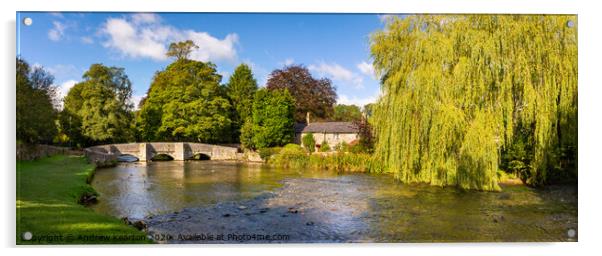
[241,88,296,149]
[225,63,258,140]
[166,40,199,60]
[62,63,134,145]
[16,58,58,144]
[137,58,233,143]
[371,15,577,190]
[332,104,362,122]
[266,65,336,122]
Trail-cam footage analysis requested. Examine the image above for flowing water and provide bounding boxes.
[90,161,577,243]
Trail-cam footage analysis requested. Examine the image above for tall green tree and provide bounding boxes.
[266,65,336,122]
[16,58,58,144]
[225,63,258,140]
[241,88,296,149]
[371,15,577,190]
[331,104,362,122]
[166,40,198,60]
[61,64,134,145]
[137,58,233,142]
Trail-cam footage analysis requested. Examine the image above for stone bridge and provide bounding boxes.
[84,142,240,163]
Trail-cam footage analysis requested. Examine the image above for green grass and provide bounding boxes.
[17,155,151,244]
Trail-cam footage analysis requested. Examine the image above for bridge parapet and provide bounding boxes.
[85,142,240,163]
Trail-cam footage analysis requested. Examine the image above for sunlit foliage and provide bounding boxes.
[16,58,58,144]
[332,104,362,122]
[371,15,577,190]
[62,64,134,145]
[137,59,233,142]
[240,88,296,149]
[226,63,258,141]
[302,132,316,152]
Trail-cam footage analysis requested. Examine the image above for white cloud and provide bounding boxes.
[81,36,94,44]
[58,80,77,97]
[219,71,231,81]
[55,80,78,108]
[131,13,160,25]
[308,62,363,88]
[336,94,377,107]
[279,58,294,66]
[99,14,239,63]
[357,61,376,78]
[48,21,66,41]
[100,18,167,60]
[187,32,239,62]
[130,94,145,110]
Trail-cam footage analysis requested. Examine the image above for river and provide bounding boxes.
[90,161,577,243]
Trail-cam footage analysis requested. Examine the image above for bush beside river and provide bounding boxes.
[265,144,379,173]
[264,144,537,190]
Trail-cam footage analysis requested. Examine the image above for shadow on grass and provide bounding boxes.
[16,155,151,244]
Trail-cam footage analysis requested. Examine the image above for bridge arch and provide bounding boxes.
[191,153,211,160]
[117,154,139,162]
[151,153,174,161]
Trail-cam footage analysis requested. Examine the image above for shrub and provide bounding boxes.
[269,144,308,168]
[319,141,331,152]
[281,143,305,154]
[335,141,349,152]
[349,143,368,153]
[257,147,282,160]
[239,119,254,149]
[497,170,520,183]
[302,133,316,152]
[268,144,378,173]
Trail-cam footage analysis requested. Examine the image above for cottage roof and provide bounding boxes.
[294,122,359,133]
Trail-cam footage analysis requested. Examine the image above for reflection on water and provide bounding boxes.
[91,161,577,242]
[90,161,338,219]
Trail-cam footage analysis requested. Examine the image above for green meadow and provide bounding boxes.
[16,155,150,244]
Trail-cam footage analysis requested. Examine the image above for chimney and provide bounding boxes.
[306,112,311,124]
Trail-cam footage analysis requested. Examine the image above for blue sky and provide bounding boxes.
[17,12,388,108]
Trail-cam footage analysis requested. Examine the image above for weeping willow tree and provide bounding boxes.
[370,15,577,191]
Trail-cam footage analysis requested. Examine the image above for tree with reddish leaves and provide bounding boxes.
[266,65,336,122]
[353,116,374,153]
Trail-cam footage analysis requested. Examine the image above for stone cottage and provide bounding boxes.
[294,121,360,151]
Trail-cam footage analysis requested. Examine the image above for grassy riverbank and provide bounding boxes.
[265,144,528,190]
[17,155,150,244]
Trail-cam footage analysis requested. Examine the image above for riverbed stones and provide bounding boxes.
[132,220,147,231]
[140,177,577,244]
[122,217,148,231]
[143,178,372,243]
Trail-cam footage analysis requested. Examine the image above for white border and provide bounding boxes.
[7,0,581,14]
[2,1,601,256]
